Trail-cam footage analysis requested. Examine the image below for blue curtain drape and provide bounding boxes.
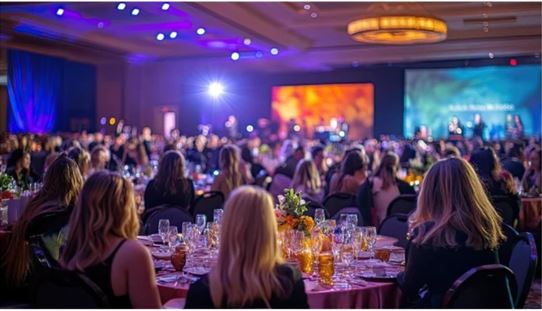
[7,49,63,133]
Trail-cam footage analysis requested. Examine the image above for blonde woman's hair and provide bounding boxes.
[1,155,83,286]
[291,159,321,195]
[219,145,242,190]
[373,152,399,190]
[209,186,288,307]
[60,171,139,271]
[410,157,504,250]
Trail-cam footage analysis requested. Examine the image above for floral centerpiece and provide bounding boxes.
[0,173,15,200]
[275,188,315,236]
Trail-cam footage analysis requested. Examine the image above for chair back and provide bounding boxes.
[191,191,225,221]
[323,192,357,218]
[498,223,521,265]
[303,199,329,219]
[386,194,417,217]
[268,174,292,201]
[491,195,519,227]
[331,207,363,226]
[142,204,193,235]
[508,232,538,308]
[442,264,517,308]
[378,214,409,248]
[34,268,110,308]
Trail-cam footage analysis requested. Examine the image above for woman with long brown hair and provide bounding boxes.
[144,150,194,212]
[329,149,368,195]
[1,155,83,292]
[398,157,504,307]
[185,186,308,308]
[291,159,324,202]
[357,151,415,225]
[212,144,251,199]
[60,171,161,308]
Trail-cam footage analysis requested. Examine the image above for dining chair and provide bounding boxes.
[508,232,538,308]
[190,191,224,221]
[386,194,417,217]
[378,214,409,248]
[323,192,357,218]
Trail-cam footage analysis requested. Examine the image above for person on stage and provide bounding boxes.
[472,113,486,140]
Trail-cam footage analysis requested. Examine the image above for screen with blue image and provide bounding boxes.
[404,65,541,139]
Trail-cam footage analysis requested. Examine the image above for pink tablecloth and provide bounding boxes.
[519,197,542,231]
[157,276,401,308]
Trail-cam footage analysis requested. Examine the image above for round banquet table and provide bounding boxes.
[518,197,542,231]
[154,235,402,308]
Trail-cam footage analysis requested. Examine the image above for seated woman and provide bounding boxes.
[470,147,518,197]
[60,171,161,308]
[329,150,368,196]
[211,145,251,199]
[5,148,38,190]
[144,150,194,212]
[357,152,415,225]
[185,186,309,308]
[1,155,83,297]
[291,159,324,202]
[521,147,541,195]
[397,157,503,308]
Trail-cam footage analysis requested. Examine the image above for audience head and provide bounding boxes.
[469,147,500,180]
[527,147,541,171]
[373,151,399,189]
[154,150,188,197]
[7,148,30,170]
[67,146,91,177]
[61,171,139,271]
[340,149,366,177]
[90,145,110,170]
[210,186,285,307]
[411,157,504,250]
[293,146,305,161]
[310,145,325,163]
[443,144,461,158]
[291,159,321,195]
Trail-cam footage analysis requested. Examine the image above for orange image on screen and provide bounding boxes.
[271,83,374,140]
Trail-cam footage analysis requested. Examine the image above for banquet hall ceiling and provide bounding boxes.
[0,2,540,71]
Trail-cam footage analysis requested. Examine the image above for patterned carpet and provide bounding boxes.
[525,278,541,309]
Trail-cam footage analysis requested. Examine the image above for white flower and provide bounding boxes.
[300,199,306,205]
[277,195,285,204]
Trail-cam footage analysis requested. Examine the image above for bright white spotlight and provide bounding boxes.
[243,38,252,45]
[156,33,165,41]
[208,82,224,98]
[169,31,178,39]
[117,3,126,10]
[196,27,206,35]
[270,48,279,55]
[246,125,254,133]
[56,8,64,16]
[161,3,170,10]
[230,52,240,61]
[131,8,140,16]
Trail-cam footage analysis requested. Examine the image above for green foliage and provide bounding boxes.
[0,174,14,192]
[277,188,308,217]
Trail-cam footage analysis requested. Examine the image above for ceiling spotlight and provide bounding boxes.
[161,3,170,10]
[169,31,178,39]
[56,8,64,16]
[255,51,263,58]
[243,38,252,45]
[117,3,126,10]
[97,22,105,28]
[246,125,254,133]
[156,33,165,41]
[304,4,311,10]
[270,48,279,55]
[131,8,140,16]
[310,12,318,18]
[488,52,494,59]
[196,27,206,35]
[231,52,240,61]
[208,82,224,98]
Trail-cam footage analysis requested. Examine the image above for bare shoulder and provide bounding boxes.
[117,239,152,262]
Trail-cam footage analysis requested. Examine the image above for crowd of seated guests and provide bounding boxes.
[0,126,540,307]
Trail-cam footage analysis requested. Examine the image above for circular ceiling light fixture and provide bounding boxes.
[347,16,447,44]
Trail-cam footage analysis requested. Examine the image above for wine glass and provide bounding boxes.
[314,208,326,227]
[362,226,377,256]
[167,226,179,250]
[346,214,358,229]
[213,209,224,224]
[338,213,348,229]
[291,231,305,259]
[158,219,170,245]
[195,214,207,234]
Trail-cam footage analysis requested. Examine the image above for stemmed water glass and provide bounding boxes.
[290,231,305,259]
[195,214,207,234]
[338,213,348,230]
[158,219,170,245]
[213,209,224,224]
[346,214,358,229]
[167,226,179,251]
[362,226,377,257]
[314,208,326,227]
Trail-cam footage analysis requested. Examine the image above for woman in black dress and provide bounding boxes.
[144,150,194,212]
[185,186,309,308]
[397,157,504,307]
